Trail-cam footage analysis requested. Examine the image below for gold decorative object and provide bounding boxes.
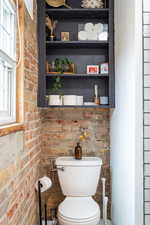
[81,0,104,8]
[70,63,76,73]
[46,16,57,41]
[46,0,71,8]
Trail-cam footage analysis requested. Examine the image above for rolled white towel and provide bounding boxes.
[78,31,87,40]
[87,31,98,40]
[94,23,104,33]
[84,23,94,32]
[98,32,108,41]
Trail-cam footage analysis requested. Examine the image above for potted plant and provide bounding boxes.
[48,76,63,105]
[55,58,63,73]
[62,58,71,73]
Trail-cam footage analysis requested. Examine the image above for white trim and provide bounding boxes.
[111,0,143,224]
[134,0,143,224]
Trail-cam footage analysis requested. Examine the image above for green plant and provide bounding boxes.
[45,95,49,105]
[55,58,63,73]
[62,58,72,65]
[52,76,62,92]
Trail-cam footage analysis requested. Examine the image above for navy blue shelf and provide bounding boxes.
[46,41,108,48]
[46,105,110,108]
[46,8,109,19]
[46,73,109,77]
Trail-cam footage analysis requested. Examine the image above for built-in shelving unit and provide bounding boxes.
[37,0,114,108]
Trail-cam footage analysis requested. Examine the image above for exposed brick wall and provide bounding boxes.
[23,1,41,224]
[0,1,111,224]
[40,108,111,219]
[0,1,41,225]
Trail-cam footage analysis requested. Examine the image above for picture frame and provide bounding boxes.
[61,32,70,41]
[87,65,99,74]
[100,63,109,74]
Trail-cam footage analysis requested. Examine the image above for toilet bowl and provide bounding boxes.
[58,197,100,225]
[56,157,102,225]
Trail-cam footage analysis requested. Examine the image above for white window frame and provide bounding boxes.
[0,0,16,125]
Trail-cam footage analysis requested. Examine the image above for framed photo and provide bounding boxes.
[87,65,99,74]
[61,32,70,41]
[100,63,109,74]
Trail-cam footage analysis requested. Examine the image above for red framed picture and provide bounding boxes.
[87,65,99,74]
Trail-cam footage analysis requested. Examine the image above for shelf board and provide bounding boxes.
[46,41,108,48]
[45,105,110,108]
[46,8,109,18]
[46,73,109,78]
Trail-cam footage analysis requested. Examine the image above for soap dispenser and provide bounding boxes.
[74,143,82,160]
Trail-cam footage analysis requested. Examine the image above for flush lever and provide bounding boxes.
[56,166,65,171]
[50,166,64,172]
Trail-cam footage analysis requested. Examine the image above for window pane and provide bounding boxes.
[0,0,16,59]
[0,58,16,123]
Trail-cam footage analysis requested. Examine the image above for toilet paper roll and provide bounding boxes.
[35,176,52,192]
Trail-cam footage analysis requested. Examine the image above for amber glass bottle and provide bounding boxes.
[74,143,82,160]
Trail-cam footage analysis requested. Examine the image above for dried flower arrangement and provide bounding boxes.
[46,16,58,41]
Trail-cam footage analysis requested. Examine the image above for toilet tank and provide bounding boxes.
[55,157,102,196]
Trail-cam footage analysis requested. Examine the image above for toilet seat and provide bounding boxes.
[58,197,100,225]
[58,212,100,223]
[58,214,100,225]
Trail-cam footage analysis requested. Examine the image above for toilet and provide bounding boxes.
[55,157,102,225]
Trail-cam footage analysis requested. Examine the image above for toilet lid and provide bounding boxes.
[58,197,100,220]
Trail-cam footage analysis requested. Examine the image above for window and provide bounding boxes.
[24,0,33,19]
[0,0,16,125]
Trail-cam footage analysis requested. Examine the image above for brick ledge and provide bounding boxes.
[0,123,25,137]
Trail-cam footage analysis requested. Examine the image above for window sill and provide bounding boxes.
[0,123,25,137]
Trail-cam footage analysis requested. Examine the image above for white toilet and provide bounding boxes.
[55,157,102,225]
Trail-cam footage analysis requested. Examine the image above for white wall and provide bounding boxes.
[110,0,143,225]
